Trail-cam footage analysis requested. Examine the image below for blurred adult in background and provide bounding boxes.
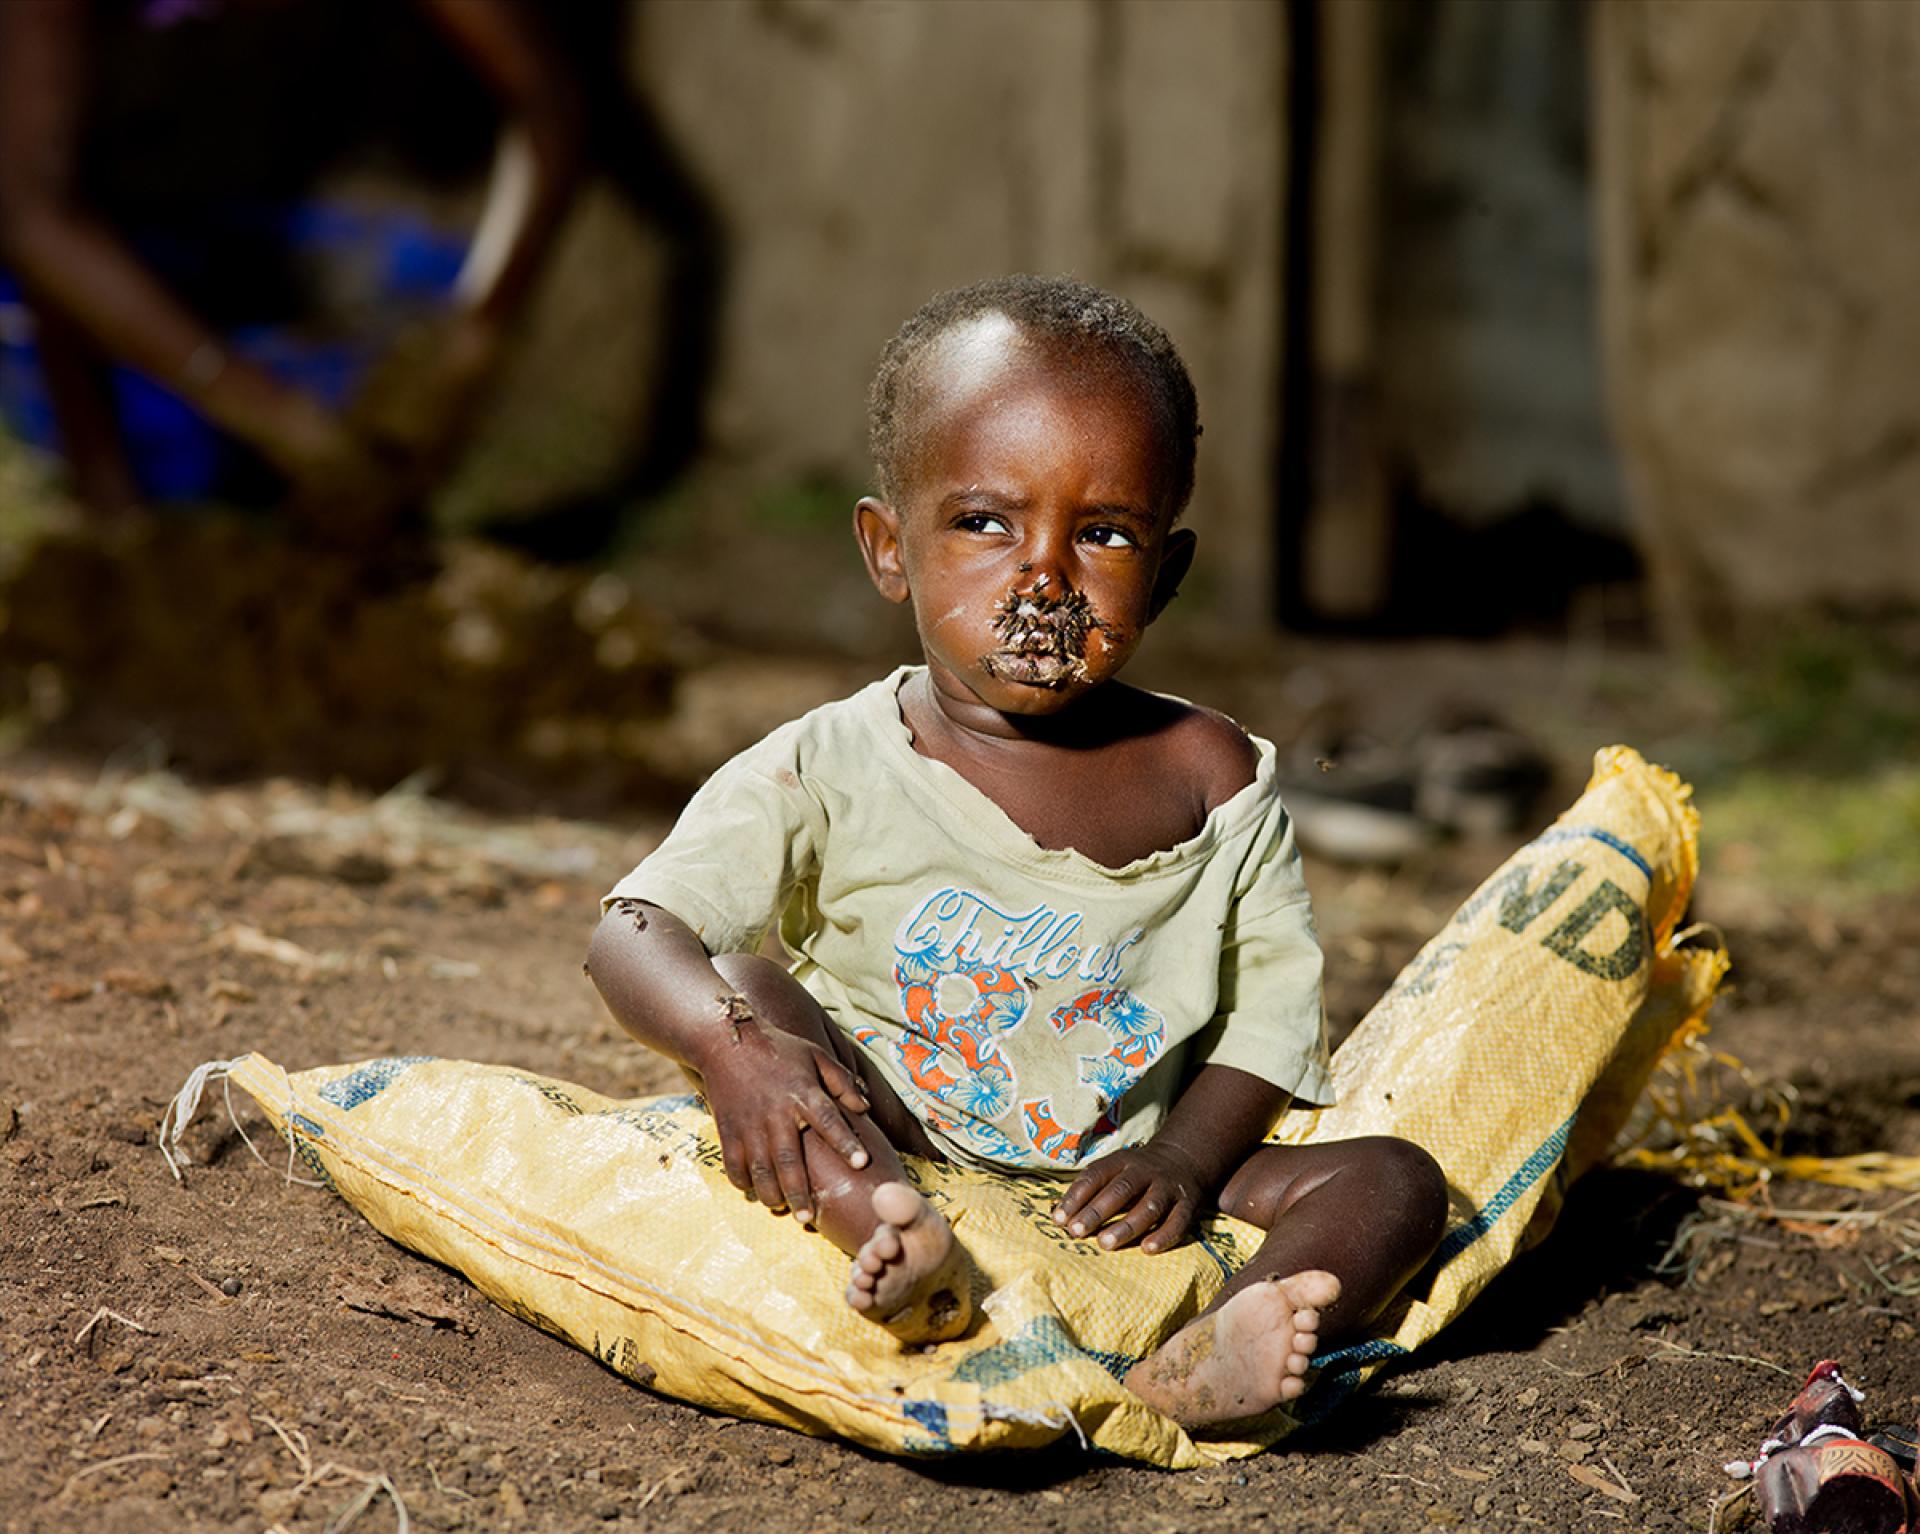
[0,0,720,543]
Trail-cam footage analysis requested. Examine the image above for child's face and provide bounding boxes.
[855,317,1195,719]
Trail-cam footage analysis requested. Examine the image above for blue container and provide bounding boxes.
[0,200,468,501]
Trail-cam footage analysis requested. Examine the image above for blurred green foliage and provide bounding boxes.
[1708,767,1920,896]
[747,476,864,534]
[1694,619,1920,899]
[1711,621,1920,770]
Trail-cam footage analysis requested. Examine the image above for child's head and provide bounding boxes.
[867,276,1201,518]
[855,276,1202,717]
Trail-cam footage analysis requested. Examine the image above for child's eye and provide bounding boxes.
[1080,526,1138,549]
[954,513,1011,535]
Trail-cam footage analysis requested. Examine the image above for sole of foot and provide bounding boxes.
[844,1181,971,1344]
[1123,1270,1342,1429]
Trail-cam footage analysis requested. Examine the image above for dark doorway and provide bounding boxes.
[1279,0,1643,639]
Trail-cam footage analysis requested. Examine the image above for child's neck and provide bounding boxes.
[899,667,1225,870]
[909,667,1144,754]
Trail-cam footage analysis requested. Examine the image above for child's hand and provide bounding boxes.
[1052,1144,1206,1254]
[700,1021,872,1225]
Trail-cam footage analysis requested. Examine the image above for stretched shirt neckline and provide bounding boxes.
[868,665,1280,886]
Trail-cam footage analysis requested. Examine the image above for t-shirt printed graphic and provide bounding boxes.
[603,667,1333,1177]
[848,886,1166,1166]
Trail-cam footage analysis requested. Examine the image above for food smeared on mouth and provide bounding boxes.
[982,579,1104,689]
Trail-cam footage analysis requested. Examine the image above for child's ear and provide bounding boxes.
[1147,526,1197,621]
[854,496,910,604]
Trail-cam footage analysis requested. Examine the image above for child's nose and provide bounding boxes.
[1014,540,1074,593]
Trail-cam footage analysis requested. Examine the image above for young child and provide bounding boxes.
[587,276,1448,1430]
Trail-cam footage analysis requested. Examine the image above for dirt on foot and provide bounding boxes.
[1126,1272,1340,1426]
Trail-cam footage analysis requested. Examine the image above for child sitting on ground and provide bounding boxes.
[587,275,1449,1430]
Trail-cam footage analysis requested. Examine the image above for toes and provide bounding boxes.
[852,1225,902,1274]
[1293,1309,1321,1339]
[1278,1375,1307,1402]
[871,1180,923,1228]
[1285,1270,1342,1312]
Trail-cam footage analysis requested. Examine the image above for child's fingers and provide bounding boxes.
[717,1125,753,1195]
[1094,1185,1178,1249]
[800,1095,871,1170]
[1101,1191,1195,1252]
[1052,1178,1094,1226]
[1052,1165,1119,1227]
[1138,1197,1198,1254]
[1062,1168,1146,1238]
[769,1125,815,1222]
[742,1127,794,1213]
[813,1052,871,1116]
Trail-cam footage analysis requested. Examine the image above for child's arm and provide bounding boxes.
[1051,1065,1285,1253]
[587,900,873,1220]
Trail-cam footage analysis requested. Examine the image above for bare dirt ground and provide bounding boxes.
[4,723,1919,1534]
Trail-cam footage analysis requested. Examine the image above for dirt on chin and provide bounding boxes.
[4,754,1920,1534]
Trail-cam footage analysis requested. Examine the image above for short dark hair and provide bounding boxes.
[867,274,1201,515]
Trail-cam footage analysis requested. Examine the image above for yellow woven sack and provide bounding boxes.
[172,746,1723,1468]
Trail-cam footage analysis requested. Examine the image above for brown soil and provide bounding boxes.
[3,740,1919,1534]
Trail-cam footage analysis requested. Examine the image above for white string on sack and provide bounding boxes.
[158,1056,326,1189]
[980,1402,1089,1450]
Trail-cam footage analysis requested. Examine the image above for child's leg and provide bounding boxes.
[1212,1137,1449,1336]
[709,954,970,1342]
[1126,1137,1447,1428]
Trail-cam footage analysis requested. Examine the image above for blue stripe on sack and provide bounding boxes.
[1533,826,1652,880]
[292,1136,336,1190]
[1435,1113,1575,1264]
[317,1056,435,1110]
[1196,1232,1236,1281]
[1080,1345,1137,1382]
[951,1315,1136,1387]
[1313,1337,1411,1372]
[1297,1365,1378,1424]
[902,1399,952,1450]
[1295,1340,1411,1425]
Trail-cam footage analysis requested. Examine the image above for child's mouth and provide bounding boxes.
[982,584,1102,690]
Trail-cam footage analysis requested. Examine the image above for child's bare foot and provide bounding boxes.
[1124,1270,1341,1428]
[844,1181,971,1343]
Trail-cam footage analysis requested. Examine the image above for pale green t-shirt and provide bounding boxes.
[604,667,1332,1175]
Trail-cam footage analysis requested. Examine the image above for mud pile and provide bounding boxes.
[0,522,682,812]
